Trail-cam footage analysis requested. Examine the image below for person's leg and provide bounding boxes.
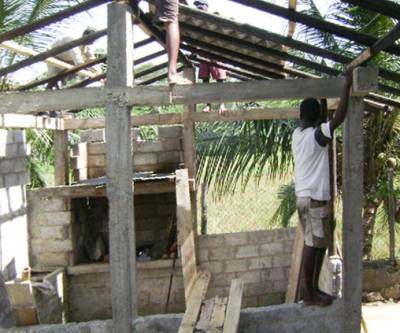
[217,79,226,113]
[164,20,180,83]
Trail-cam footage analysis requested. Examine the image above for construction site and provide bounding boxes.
[0,0,399,332]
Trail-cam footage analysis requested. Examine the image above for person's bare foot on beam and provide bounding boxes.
[218,103,226,114]
[203,104,212,112]
[168,74,192,86]
[303,293,333,307]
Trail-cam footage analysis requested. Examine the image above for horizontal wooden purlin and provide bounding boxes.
[0,29,107,77]
[0,0,111,43]
[179,4,400,84]
[0,113,64,129]
[0,77,346,114]
[228,0,400,56]
[341,0,400,21]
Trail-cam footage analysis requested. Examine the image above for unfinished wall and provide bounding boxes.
[71,126,184,181]
[66,228,295,321]
[0,129,30,280]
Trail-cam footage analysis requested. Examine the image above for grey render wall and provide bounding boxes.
[0,129,30,280]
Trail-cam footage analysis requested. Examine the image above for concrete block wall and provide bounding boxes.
[71,126,184,181]
[65,228,296,322]
[198,229,295,308]
[27,195,73,270]
[0,129,30,280]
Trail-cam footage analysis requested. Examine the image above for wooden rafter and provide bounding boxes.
[341,0,400,21]
[228,0,400,56]
[287,0,297,38]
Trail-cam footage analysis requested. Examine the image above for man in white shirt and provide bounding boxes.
[292,70,352,306]
[47,27,100,89]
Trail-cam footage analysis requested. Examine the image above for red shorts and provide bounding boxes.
[199,62,226,80]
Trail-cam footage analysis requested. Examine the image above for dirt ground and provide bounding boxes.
[362,302,400,333]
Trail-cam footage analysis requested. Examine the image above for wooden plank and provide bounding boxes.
[178,271,211,333]
[0,41,96,78]
[287,0,298,38]
[196,298,215,331]
[54,130,69,186]
[285,224,304,303]
[0,113,64,129]
[342,96,364,333]
[105,3,136,331]
[176,168,198,301]
[208,297,228,333]
[222,279,244,333]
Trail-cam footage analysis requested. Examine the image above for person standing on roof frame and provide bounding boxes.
[292,69,353,306]
[194,0,227,113]
[131,0,192,85]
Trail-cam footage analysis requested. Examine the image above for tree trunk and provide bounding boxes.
[362,199,379,260]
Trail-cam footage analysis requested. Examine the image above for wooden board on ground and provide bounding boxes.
[208,297,228,333]
[222,279,244,333]
[196,298,215,331]
[178,271,211,333]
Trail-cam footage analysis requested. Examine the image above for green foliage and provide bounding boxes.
[270,182,296,228]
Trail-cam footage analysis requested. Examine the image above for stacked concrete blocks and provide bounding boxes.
[71,126,183,182]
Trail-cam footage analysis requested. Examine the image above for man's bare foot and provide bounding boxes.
[203,104,212,112]
[218,103,226,114]
[168,74,192,85]
[317,290,336,302]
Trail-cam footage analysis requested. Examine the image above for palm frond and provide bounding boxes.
[270,182,297,228]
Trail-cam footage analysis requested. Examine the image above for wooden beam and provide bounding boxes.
[222,279,244,333]
[342,96,364,333]
[54,130,69,186]
[0,113,64,129]
[341,0,400,21]
[347,23,400,69]
[176,169,198,301]
[0,0,110,43]
[1,41,96,78]
[287,0,298,38]
[0,77,347,114]
[229,0,400,56]
[0,29,107,77]
[106,3,136,331]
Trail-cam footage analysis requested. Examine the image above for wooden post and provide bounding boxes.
[342,96,364,333]
[387,168,396,266]
[106,3,136,332]
[54,130,69,185]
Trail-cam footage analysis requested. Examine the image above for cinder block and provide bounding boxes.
[242,296,258,308]
[200,261,223,274]
[244,282,274,297]
[236,245,260,258]
[158,151,181,164]
[224,259,249,273]
[0,129,15,144]
[259,243,284,256]
[199,249,209,262]
[258,292,285,306]
[161,138,182,151]
[4,173,19,187]
[42,211,72,226]
[80,129,105,143]
[0,143,18,158]
[249,257,273,270]
[39,252,69,267]
[131,128,140,141]
[198,235,224,249]
[223,232,249,246]
[133,153,158,166]
[0,176,4,188]
[211,273,236,287]
[39,226,69,240]
[272,254,292,268]
[133,141,163,153]
[209,247,236,261]
[261,267,286,281]
[31,239,73,253]
[87,142,106,155]
[273,280,288,293]
[88,167,106,179]
[236,271,262,284]
[18,172,30,185]
[158,126,183,139]
[14,158,27,173]
[247,230,274,244]
[13,130,26,144]
[0,159,15,174]
[39,198,70,212]
[88,155,106,168]
[18,143,30,156]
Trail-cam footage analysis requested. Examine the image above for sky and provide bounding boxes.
[9,0,332,84]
